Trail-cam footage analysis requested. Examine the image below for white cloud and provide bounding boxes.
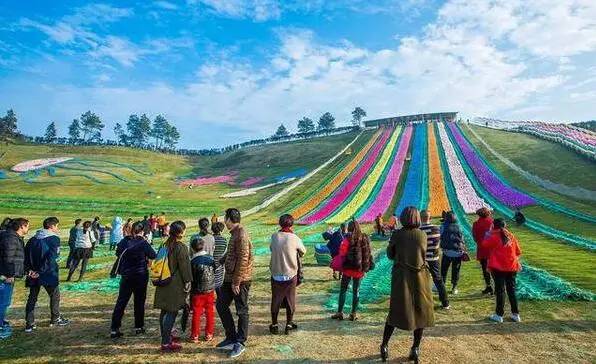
[191,0,282,21]
[154,1,179,10]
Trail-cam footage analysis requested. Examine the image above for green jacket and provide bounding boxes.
[153,242,192,312]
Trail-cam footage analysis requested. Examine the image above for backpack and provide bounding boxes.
[150,244,172,287]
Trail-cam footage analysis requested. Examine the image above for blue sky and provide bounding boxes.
[1,0,595,148]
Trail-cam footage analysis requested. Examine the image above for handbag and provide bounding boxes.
[330,253,345,271]
[110,247,129,278]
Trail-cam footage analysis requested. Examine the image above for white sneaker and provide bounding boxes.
[511,313,521,322]
[489,313,503,323]
[451,288,459,295]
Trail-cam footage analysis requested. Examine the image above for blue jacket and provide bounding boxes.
[110,217,124,244]
[116,236,156,277]
[24,229,60,287]
[323,230,344,257]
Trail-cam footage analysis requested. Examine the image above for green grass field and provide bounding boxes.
[0,127,594,363]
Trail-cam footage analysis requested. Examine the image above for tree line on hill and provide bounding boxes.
[0,106,367,156]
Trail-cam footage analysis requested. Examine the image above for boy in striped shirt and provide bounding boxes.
[420,210,450,309]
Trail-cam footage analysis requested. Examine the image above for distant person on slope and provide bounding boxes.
[67,221,96,282]
[439,212,466,295]
[269,214,306,335]
[330,220,374,322]
[380,207,434,363]
[420,210,449,309]
[91,216,101,244]
[322,223,346,280]
[110,221,157,339]
[472,207,494,295]
[513,208,526,226]
[375,214,385,237]
[483,218,522,323]
[24,217,70,332]
[110,217,124,251]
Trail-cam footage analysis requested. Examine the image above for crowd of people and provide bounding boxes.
[0,204,523,362]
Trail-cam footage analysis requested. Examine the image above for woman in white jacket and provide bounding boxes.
[66,221,96,282]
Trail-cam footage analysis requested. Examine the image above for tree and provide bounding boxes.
[68,119,81,141]
[113,123,127,145]
[297,117,315,134]
[163,124,180,149]
[0,109,18,138]
[351,107,366,127]
[44,122,57,141]
[126,114,151,147]
[150,114,169,149]
[79,111,104,141]
[274,123,289,137]
[318,112,335,131]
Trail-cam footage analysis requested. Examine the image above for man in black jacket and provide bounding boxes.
[0,218,29,339]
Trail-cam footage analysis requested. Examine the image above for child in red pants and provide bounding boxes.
[189,237,217,342]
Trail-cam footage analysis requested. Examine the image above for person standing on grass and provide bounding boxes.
[110,221,157,339]
[211,222,228,291]
[472,207,494,295]
[91,216,101,243]
[189,236,216,343]
[67,221,96,282]
[153,221,192,353]
[193,217,215,255]
[483,218,522,323]
[66,219,82,269]
[215,208,253,359]
[0,218,29,339]
[420,210,449,309]
[211,213,218,226]
[269,214,306,335]
[439,211,465,295]
[322,223,346,280]
[24,217,70,333]
[122,218,133,237]
[375,214,385,236]
[110,216,124,251]
[331,219,374,322]
[380,207,434,363]
[157,212,166,237]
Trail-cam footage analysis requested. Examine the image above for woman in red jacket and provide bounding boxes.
[472,207,494,295]
[482,218,521,323]
[330,220,373,321]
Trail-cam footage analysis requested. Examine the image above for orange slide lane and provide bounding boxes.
[427,123,450,217]
[291,128,383,219]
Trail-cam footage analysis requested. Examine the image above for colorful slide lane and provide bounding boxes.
[427,123,450,217]
[291,128,383,220]
[301,128,393,224]
[394,123,428,214]
[327,126,402,224]
[358,125,413,222]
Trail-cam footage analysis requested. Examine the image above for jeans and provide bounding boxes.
[492,271,519,316]
[0,282,14,325]
[427,260,449,307]
[337,275,361,314]
[441,255,462,288]
[191,291,215,338]
[66,246,75,269]
[25,285,61,326]
[110,275,148,331]
[159,310,178,345]
[67,258,89,281]
[216,282,250,345]
[480,259,492,288]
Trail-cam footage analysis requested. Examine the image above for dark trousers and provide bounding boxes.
[110,275,148,331]
[337,275,361,314]
[480,259,492,288]
[216,282,250,345]
[492,271,519,316]
[66,246,75,269]
[159,310,178,345]
[441,255,462,288]
[427,260,449,307]
[270,277,297,325]
[67,258,89,281]
[25,285,60,326]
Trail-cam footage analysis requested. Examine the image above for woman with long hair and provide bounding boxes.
[483,218,522,323]
[153,220,192,352]
[380,206,434,363]
[472,207,494,295]
[330,219,373,321]
[439,211,465,294]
